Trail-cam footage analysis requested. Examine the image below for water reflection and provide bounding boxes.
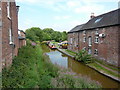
[46,50,68,68]
[42,45,120,88]
[68,57,119,88]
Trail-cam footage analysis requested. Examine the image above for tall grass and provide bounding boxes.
[2,44,101,88]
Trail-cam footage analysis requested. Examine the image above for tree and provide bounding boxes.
[25,27,43,42]
[25,27,68,42]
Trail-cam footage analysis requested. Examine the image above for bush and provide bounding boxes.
[75,50,94,64]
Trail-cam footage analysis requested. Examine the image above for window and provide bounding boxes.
[88,48,92,54]
[95,36,99,43]
[74,40,76,46]
[83,47,86,51]
[70,38,73,44]
[94,49,98,55]
[95,30,99,35]
[88,36,92,46]
[9,28,13,44]
[83,31,86,35]
[95,17,103,23]
[83,37,86,42]
[7,1,11,19]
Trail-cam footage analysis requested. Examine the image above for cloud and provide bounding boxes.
[54,16,71,20]
[66,1,81,7]
[74,4,105,15]
[17,0,119,32]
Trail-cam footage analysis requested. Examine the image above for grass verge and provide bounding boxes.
[88,63,120,78]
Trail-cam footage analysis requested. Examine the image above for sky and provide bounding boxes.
[15,0,120,32]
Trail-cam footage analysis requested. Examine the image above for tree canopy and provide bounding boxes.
[25,27,67,42]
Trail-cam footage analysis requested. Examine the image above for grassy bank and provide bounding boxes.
[63,49,120,79]
[2,44,101,88]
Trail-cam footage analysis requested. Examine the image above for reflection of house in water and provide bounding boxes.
[18,30,26,48]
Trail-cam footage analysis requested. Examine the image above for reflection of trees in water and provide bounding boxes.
[61,53,67,57]
[42,45,56,53]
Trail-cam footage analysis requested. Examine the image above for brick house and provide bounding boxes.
[68,9,120,67]
[18,30,26,48]
[0,0,20,68]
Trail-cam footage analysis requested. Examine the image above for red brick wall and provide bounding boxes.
[0,2,2,71]
[11,2,19,56]
[18,31,26,48]
[68,32,79,52]
[1,1,19,68]
[19,39,26,48]
[68,26,119,66]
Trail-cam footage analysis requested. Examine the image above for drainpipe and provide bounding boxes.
[78,32,79,52]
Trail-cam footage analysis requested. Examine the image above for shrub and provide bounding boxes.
[75,50,93,64]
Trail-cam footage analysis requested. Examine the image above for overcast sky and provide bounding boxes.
[16,0,119,32]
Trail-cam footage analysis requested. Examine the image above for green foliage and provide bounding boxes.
[75,50,94,64]
[51,71,101,88]
[2,43,100,88]
[25,27,43,42]
[2,45,54,88]
[25,27,67,42]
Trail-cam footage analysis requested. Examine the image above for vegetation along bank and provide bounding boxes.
[2,41,101,88]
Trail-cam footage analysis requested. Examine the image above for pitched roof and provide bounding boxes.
[82,8,120,30]
[18,29,26,34]
[68,24,85,33]
[68,9,120,33]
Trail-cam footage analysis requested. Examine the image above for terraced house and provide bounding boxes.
[0,0,25,68]
[68,9,120,67]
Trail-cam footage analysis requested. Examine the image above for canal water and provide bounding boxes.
[42,45,120,88]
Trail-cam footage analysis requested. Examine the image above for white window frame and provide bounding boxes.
[83,47,86,51]
[83,37,86,42]
[88,36,92,46]
[7,1,11,19]
[88,48,92,54]
[74,40,76,46]
[94,49,98,55]
[83,30,86,35]
[95,30,99,35]
[95,36,99,43]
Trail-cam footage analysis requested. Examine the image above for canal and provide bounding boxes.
[42,45,120,88]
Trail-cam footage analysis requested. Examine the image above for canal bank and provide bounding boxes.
[56,48,120,83]
[43,44,120,88]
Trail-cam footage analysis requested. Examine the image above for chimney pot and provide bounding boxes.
[90,13,95,19]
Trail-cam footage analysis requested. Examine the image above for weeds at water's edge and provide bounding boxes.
[43,54,102,88]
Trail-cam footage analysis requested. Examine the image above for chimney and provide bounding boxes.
[118,1,120,9]
[90,13,95,19]
[16,6,20,12]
